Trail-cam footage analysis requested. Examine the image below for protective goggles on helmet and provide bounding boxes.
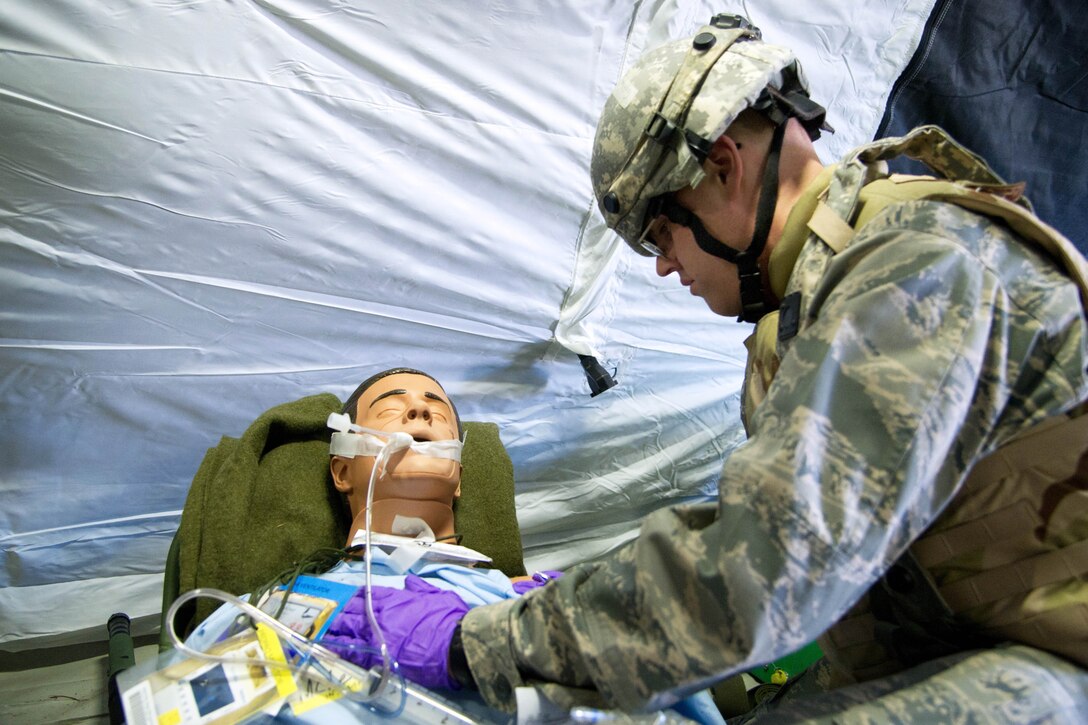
[635,195,670,257]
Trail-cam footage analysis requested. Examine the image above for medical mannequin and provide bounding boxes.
[183,368,724,723]
[329,369,462,546]
[187,368,536,681]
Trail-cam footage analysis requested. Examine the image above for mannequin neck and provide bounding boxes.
[345,498,456,547]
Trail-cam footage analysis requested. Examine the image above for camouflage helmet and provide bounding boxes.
[591,16,810,254]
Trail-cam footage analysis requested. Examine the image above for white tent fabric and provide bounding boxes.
[0,0,936,652]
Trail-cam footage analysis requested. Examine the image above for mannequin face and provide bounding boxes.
[330,372,462,540]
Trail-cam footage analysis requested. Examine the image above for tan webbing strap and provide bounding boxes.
[961,414,1084,485]
[817,125,1017,251]
[914,413,1088,565]
[823,610,879,648]
[991,603,1088,668]
[856,126,1013,197]
[807,201,855,253]
[912,500,1039,569]
[939,538,1088,611]
[985,593,1088,630]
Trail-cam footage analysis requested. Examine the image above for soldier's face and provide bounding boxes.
[651,133,762,318]
[653,216,742,316]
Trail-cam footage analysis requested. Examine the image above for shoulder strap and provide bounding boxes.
[812,126,1087,310]
[854,126,1022,200]
[821,125,1022,235]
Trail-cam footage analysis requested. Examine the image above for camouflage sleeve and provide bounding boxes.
[462,203,1087,713]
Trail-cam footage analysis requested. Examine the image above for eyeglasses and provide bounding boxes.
[637,196,674,258]
[638,217,672,257]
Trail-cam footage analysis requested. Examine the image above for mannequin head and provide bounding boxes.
[330,368,462,545]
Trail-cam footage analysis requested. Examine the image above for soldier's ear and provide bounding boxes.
[708,134,740,168]
[706,135,743,190]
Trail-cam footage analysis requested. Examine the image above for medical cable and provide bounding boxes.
[164,588,478,723]
[358,428,413,694]
[156,425,469,715]
[164,587,405,712]
[325,413,465,702]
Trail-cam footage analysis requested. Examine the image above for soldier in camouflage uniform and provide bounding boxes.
[349,15,1088,721]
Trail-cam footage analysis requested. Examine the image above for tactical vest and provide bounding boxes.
[744,126,1088,682]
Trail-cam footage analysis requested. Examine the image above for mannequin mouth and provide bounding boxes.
[408,431,456,444]
[398,429,455,445]
[385,425,437,443]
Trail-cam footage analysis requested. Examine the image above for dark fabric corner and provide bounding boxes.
[876,0,1087,254]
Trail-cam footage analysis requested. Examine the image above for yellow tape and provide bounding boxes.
[255,622,298,698]
[158,708,181,725]
[289,661,365,715]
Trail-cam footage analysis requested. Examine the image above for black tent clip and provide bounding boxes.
[578,354,617,397]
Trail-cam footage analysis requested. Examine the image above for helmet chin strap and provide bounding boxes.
[661,118,787,323]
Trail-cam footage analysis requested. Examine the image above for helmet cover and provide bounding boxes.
[591,23,801,254]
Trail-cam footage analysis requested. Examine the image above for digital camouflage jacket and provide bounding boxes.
[461,127,1088,714]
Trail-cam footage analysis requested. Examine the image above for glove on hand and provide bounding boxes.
[322,574,470,689]
[511,570,563,595]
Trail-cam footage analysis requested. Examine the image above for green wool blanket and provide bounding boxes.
[172,393,525,631]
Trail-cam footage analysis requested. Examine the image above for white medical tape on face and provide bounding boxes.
[326,413,463,462]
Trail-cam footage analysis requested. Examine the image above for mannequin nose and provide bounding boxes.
[406,405,431,422]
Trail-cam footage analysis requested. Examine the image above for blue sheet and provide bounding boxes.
[184,546,723,723]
